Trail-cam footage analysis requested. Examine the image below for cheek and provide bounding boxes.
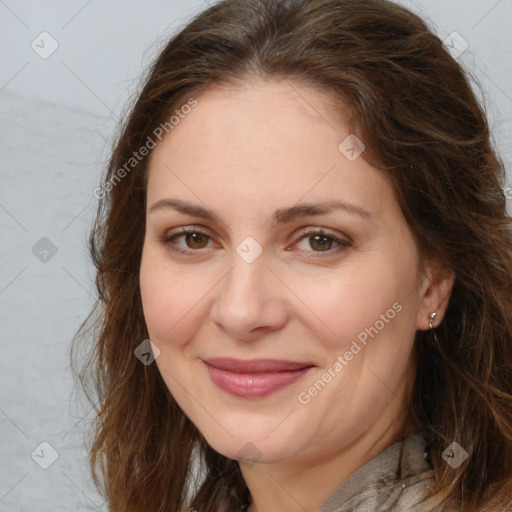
[139,254,210,346]
[292,259,414,353]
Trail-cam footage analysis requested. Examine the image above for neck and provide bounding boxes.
[239,414,405,512]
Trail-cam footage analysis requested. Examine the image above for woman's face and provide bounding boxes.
[140,79,439,465]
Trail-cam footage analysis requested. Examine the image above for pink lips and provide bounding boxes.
[202,357,315,398]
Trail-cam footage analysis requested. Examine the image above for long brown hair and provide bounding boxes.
[73,0,512,510]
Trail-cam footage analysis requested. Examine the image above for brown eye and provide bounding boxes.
[308,234,334,252]
[160,228,214,255]
[184,232,209,249]
[160,226,351,258]
[293,228,352,257]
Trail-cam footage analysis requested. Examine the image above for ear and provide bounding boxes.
[416,257,456,331]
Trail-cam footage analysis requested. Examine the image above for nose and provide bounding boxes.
[210,250,288,342]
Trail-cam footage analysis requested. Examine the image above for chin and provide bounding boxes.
[194,416,309,465]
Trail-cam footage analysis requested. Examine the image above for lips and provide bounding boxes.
[202,357,315,398]
[204,357,314,373]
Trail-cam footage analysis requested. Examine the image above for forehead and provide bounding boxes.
[146,79,394,222]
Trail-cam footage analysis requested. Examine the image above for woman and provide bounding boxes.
[74,0,512,510]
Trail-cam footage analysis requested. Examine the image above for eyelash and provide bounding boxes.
[158,226,352,258]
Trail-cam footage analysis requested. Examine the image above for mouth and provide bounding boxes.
[202,357,316,399]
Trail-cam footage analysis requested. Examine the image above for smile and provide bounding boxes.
[202,358,316,398]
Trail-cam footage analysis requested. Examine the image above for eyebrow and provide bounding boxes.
[147,198,372,226]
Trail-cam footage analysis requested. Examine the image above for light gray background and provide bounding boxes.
[0,1,511,510]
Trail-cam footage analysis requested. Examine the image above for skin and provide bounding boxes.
[139,78,455,512]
